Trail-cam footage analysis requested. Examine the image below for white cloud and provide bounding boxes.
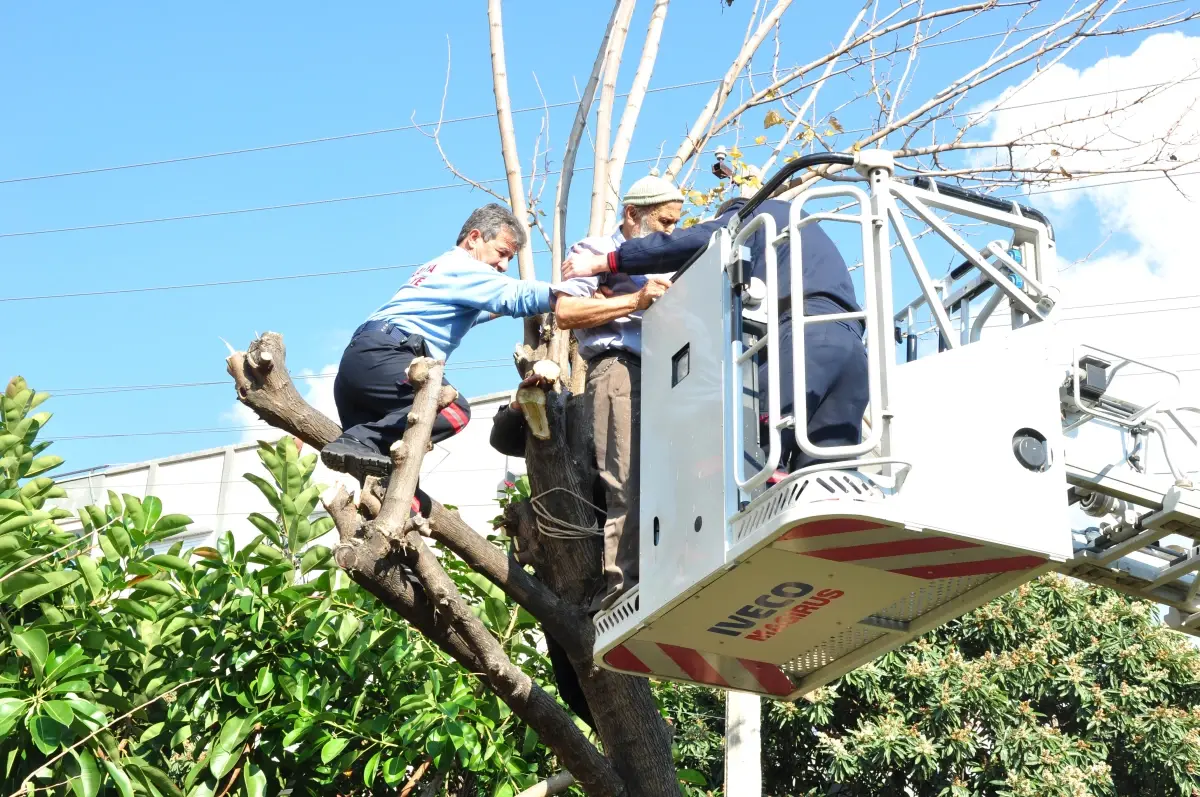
[976,31,1200,300]
[970,33,1200,380]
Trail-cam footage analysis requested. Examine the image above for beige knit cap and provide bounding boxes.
[621,169,684,207]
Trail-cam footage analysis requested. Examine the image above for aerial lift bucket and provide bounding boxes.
[591,150,1078,699]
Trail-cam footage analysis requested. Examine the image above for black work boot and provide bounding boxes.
[321,435,392,483]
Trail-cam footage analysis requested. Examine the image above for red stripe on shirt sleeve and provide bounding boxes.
[439,404,469,434]
[607,250,619,274]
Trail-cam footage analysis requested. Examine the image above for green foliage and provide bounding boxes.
[0,380,561,796]
[666,574,1200,796]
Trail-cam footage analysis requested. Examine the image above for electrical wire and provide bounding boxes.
[38,293,1200,400]
[0,180,506,239]
[7,75,1199,243]
[53,466,530,489]
[0,74,754,186]
[3,0,1184,186]
[52,363,1200,441]
[6,163,1198,305]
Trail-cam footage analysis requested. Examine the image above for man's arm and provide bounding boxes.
[563,215,730,278]
[471,311,501,327]
[450,266,554,318]
[555,279,669,330]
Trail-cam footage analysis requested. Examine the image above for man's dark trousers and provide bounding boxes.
[760,316,869,473]
[333,321,473,456]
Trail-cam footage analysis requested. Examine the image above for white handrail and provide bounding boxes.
[790,184,883,460]
[731,213,782,492]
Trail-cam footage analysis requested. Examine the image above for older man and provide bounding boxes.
[323,204,566,501]
[553,172,684,610]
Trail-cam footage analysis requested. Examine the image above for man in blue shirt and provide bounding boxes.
[322,204,562,497]
[564,195,868,477]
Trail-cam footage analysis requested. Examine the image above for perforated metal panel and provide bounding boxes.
[782,626,890,676]
[732,472,885,547]
[873,573,1001,622]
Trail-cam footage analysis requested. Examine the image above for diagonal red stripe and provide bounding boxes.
[890,555,1045,580]
[779,517,886,541]
[804,535,980,563]
[603,644,652,674]
[738,658,795,696]
[658,643,730,689]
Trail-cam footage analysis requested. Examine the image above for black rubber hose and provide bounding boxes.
[736,152,856,221]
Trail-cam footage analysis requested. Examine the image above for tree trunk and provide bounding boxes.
[517,390,680,795]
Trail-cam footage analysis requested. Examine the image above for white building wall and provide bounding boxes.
[51,392,525,552]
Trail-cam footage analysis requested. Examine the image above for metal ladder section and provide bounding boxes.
[1058,347,1200,634]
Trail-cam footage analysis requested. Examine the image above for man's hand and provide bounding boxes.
[634,277,670,311]
[562,252,608,280]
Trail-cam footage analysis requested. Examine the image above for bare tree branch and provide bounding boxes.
[552,0,625,270]
[604,0,672,230]
[665,0,794,180]
[320,357,623,796]
[413,38,510,205]
[756,2,868,175]
[488,0,537,280]
[588,0,638,236]
[707,1,1017,145]
[225,333,340,450]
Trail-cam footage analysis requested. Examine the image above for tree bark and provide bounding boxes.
[322,357,623,796]
[517,390,680,796]
[225,333,340,450]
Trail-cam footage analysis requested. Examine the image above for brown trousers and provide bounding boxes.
[587,352,641,608]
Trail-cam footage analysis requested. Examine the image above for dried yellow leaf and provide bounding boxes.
[763,109,788,129]
[754,135,767,146]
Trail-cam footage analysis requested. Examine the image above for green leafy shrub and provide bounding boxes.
[0,378,561,797]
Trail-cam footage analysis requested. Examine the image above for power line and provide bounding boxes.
[0,72,761,186]
[46,358,514,397]
[0,180,503,239]
[0,137,690,239]
[40,303,1200,401]
[55,466,531,488]
[46,363,1200,442]
[0,247,548,303]
[5,92,1196,244]
[6,159,1197,305]
[0,262,423,302]
[0,0,1184,187]
[3,157,1197,303]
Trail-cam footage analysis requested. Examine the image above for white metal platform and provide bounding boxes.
[591,150,1200,699]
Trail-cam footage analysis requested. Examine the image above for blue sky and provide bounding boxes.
[2,1,1196,472]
